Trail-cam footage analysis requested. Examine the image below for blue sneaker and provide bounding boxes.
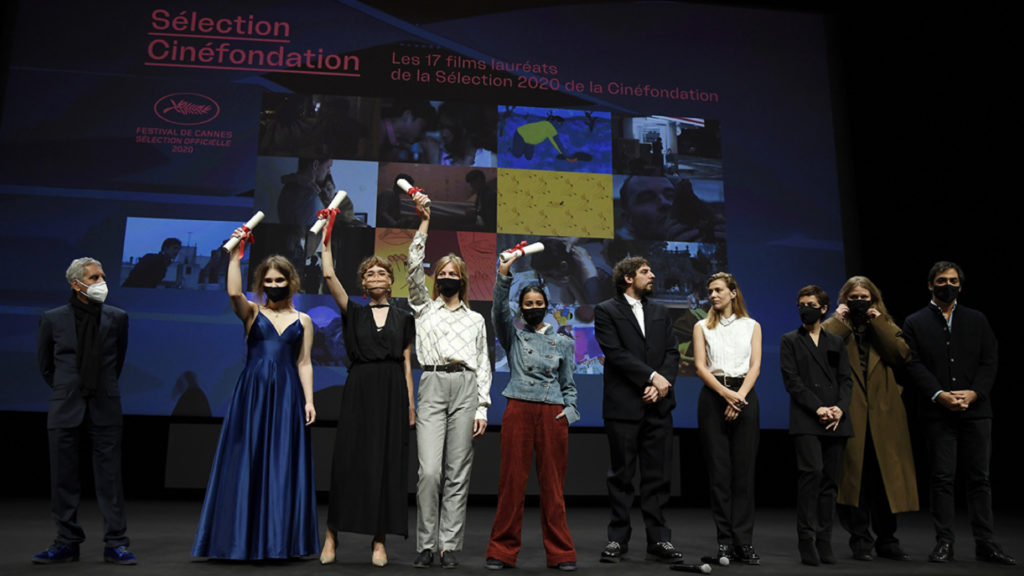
[104,545,138,565]
[32,542,80,564]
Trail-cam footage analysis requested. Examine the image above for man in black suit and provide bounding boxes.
[780,285,852,566]
[594,256,682,564]
[902,261,1015,566]
[33,257,136,565]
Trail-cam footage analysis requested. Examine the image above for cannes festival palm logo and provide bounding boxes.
[154,93,221,125]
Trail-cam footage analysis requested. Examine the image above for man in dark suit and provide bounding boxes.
[594,256,682,564]
[902,261,1014,566]
[33,257,136,565]
[780,285,852,566]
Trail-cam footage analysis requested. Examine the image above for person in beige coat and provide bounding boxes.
[822,276,918,561]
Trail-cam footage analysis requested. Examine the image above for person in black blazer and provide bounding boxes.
[902,261,1015,565]
[780,285,852,566]
[594,256,683,564]
[33,257,135,565]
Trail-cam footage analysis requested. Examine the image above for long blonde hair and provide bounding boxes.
[838,275,890,320]
[705,272,749,329]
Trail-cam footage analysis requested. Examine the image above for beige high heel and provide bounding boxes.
[320,531,336,565]
[371,538,387,567]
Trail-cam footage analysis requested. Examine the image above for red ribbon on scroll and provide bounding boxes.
[238,226,254,261]
[317,208,340,246]
[408,186,426,215]
[504,241,528,255]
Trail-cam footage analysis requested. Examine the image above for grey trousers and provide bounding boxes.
[415,371,478,552]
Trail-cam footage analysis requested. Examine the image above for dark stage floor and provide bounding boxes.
[2,498,1020,575]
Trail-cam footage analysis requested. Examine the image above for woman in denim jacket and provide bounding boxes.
[485,252,580,572]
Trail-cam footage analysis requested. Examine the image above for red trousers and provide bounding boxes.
[486,399,576,566]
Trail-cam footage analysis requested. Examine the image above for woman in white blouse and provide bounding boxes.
[693,272,762,565]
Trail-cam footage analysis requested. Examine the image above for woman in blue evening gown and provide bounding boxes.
[192,229,319,560]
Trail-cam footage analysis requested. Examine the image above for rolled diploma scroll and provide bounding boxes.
[499,242,545,262]
[310,190,349,234]
[222,211,265,252]
[396,178,431,206]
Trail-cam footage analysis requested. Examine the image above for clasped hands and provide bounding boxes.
[722,388,748,422]
[816,406,843,431]
[937,389,977,412]
[642,373,672,404]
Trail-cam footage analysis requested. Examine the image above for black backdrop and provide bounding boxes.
[2,0,1018,512]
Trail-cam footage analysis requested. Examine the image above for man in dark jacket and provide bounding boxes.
[903,261,1014,565]
[34,257,135,565]
[594,257,683,564]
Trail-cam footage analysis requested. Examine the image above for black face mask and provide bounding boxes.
[798,305,823,326]
[265,286,290,302]
[521,306,547,327]
[932,284,959,304]
[436,277,461,298]
[848,299,871,320]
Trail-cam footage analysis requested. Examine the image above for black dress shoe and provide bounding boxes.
[852,548,874,561]
[815,540,836,564]
[414,549,434,568]
[734,545,760,565]
[929,541,954,563]
[976,542,1016,565]
[798,540,820,566]
[440,550,459,568]
[715,544,735,565]
[600,541,626,563]
[646,541,684,563]
[876,546,910,561]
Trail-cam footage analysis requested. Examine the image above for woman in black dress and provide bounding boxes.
[317,229,415,567]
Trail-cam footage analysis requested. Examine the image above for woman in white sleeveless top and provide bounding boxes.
[693,272,762,565]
